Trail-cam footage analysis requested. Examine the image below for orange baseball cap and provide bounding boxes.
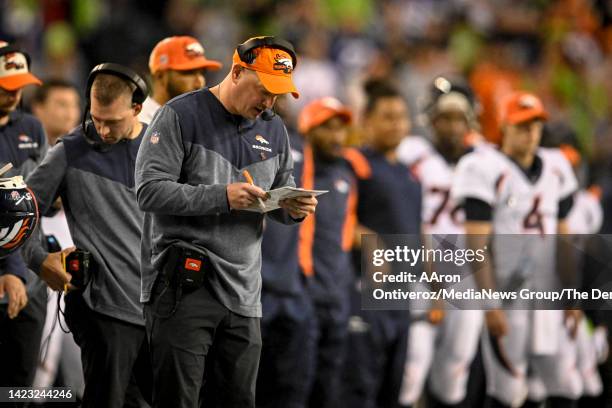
[0,41,42,91]
[149,36,222,74]
[501,91,548,125]
[298,97,352,134]
[232,41,299,99]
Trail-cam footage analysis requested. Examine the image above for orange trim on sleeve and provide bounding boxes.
[341,179,358,251]
[588,184,602,201]
[559,144,581,167]
[298,143,316,277]
[343,148,372,180]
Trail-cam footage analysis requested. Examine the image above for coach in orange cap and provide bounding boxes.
[299,97,356,408]
[139,36,222,124]
[136,36,316,408]
[232,36,299,99]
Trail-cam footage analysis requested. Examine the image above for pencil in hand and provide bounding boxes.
[242,170,266,211]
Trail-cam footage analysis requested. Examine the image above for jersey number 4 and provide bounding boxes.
[523,195,544,235]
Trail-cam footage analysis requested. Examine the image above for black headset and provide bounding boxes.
[236,36,297,70]
[82,63,149,152]
[236,37,296,122]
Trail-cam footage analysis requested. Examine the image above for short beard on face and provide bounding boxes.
[0,100,18,118]
[166,80,188,100]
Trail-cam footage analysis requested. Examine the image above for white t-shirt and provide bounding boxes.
[138,97,161,125]
[567,189,603,234]
[41,208,74,249]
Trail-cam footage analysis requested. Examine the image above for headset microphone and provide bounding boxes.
[260,109,275,121]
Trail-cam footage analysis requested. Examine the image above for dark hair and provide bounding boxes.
[91,73,135,106]
[540,120,578,149]
[31,78,78,106]
[363,79,403,115]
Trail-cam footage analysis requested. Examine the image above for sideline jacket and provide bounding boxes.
[24,124,146,325]
[299,146,357,307]
[261,130,304,296]
[345,147,421,235]
[135,88,299,318]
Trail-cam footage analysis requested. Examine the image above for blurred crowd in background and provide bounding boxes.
[2,0,611,178]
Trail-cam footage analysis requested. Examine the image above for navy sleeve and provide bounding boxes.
[135,105,230,216]
[267,125,302,225]
[23,142,69,273]
[0,252,28,283]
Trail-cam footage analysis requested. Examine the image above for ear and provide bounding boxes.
[231,65,243,84]
[154,70,168,87]
[132,103,142,116]
[31,103,41,117]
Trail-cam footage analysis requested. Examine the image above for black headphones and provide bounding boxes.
[85,63,148,105]
[236,37,295,122]
[82,63,149,152]
[236,36,297,69]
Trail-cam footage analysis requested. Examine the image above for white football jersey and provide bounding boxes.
[452,146,577,289]
[567,189,603,234]
[452,146,577,235]
[397,136,465,235]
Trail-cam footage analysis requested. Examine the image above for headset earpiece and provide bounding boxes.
[82,63,148,152]
[85,63,148,105]
[243,51,257,65]
[236,36,297,69]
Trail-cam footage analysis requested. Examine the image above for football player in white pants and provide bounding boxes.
[548,137,607,402]
[397,76,484,408]
[567,186,608,399]
[528,128,608,404]
[451,91,583,408]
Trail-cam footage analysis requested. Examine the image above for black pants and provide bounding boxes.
[0,282,47,388]
[257,290,316,408]
[144,278,261,408]
[64,292,152,408]
[308,300,350,408]
[341,287,410,408]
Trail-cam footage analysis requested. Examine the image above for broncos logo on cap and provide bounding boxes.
[273,55,293,74]
[518,95,538,109]
[185,42,205,58]
[4,55,25,71]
